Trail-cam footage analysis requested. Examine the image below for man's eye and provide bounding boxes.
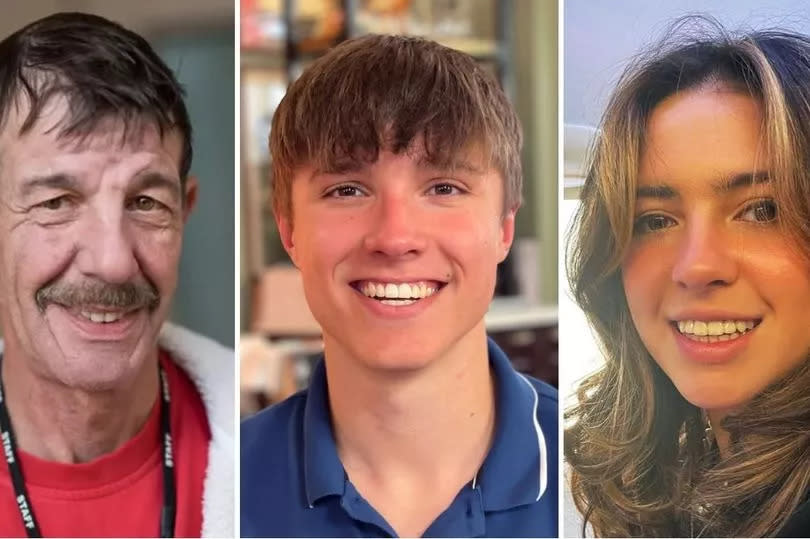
[130,196,159,211]
[326,185,365,198]
[738,199,778,223]
[633,213,676,235]
[37,195,72,210]
[428,183,462,196]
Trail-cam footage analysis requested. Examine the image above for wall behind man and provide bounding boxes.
[0,0,232,38]
[514,0,557,305]
[157,31,235,348]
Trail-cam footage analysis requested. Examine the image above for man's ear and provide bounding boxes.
[497,209,517,263]
[275,212,298,267]
[182,176,199,223]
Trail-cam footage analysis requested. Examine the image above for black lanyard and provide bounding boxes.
[0,357,176,538]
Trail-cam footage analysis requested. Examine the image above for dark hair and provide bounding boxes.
[566,18,810,538]
[270,33,522,219]
[0,12,192,179]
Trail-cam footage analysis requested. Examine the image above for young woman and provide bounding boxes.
[565,20,810,537]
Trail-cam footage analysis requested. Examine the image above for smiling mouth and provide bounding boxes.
[672,318,761,343]
[352,280,446,306]
[56,304,141,325]
[76,309,132,324]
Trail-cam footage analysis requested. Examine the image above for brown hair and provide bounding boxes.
[269,34,522,220]
[0,12,192,179]
[565,18,810,537]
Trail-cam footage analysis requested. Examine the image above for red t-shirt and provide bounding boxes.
[0,352,210,537]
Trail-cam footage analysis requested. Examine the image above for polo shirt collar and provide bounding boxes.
[477,338,549,511]
[302,359,345,506]
[302,338,549,512]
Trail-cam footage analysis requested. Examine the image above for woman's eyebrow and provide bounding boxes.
[715,171,770,193]
[636,184,678,199]
[635,171,771,200]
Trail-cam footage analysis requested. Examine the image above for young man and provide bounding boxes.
[0,13,233,536]
[241,35,558,537]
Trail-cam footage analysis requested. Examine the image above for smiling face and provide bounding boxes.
[277,145,514,372]
[0,97,195,390]
[621,84,810,414]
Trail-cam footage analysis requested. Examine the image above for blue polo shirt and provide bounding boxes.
[241,338,558,537]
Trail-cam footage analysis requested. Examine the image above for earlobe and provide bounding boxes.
[182,176,199,223]
[275,213,298,266]
[498,210,517,263]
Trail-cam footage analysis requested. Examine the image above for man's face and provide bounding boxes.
[277,146,515,372]
[622,86,810,413]
[0,98,195,390]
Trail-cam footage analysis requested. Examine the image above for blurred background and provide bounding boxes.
[240,0,559,415]
[1,0,235,348]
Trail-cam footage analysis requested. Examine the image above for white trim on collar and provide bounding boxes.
[518,373,548,501]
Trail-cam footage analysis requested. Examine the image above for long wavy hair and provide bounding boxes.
[565,18,810,537]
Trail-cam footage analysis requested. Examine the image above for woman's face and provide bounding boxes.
[622,84,810,415]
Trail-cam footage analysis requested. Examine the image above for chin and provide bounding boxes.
[673,379,752,412]
[360,346,437,372]
[33,337,152,391]
[359,353,435,373]
[56,356,145,391]
[341,335,445,373]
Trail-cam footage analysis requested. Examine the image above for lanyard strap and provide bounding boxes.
[0,357,176,538]
[158,364,176,538]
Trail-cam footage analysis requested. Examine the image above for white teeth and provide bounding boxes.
[80,311,124,323]
[707,321,722,336]
[677,320,695,333]
[676,318,757,339]
[359,280,441,302]
[381,299,416,306]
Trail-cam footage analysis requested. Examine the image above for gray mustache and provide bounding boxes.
[35,280,160,313]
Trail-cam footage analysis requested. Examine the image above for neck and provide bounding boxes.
[1,350,159,464]
[326,324,495,485]
[707,409,732,458]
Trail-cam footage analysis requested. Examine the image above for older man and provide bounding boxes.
[241,34,558,537]
[0,13,233,537]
